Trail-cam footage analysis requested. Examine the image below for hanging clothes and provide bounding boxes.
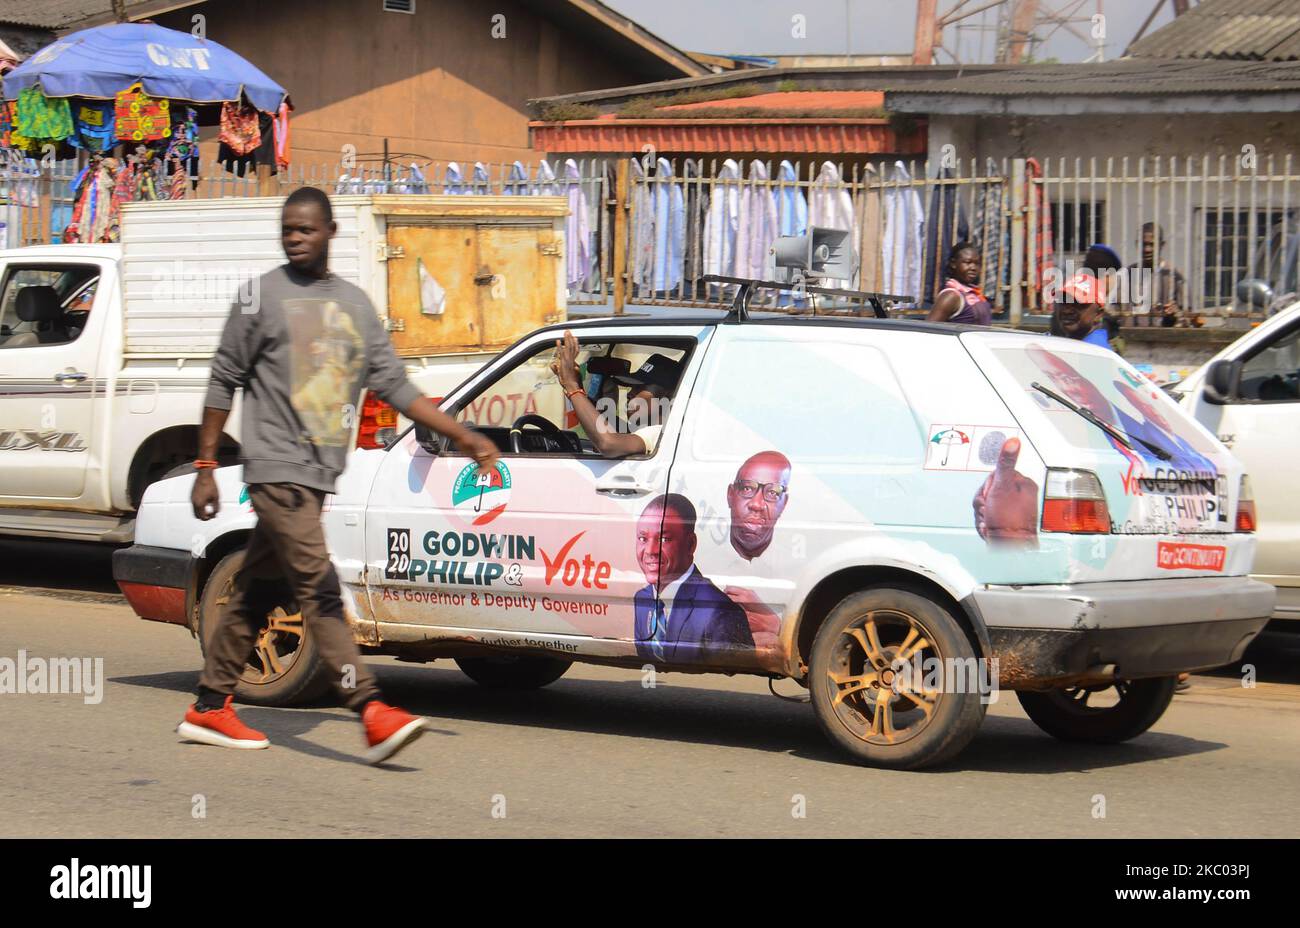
[682,159,708,290]
[217,100,258,154]
[650,157,685,294]
[564,159,594,290]
[735,160,778,281]
[471,161,490,194]
[971,159,1010,302]
[628,158,654,291]
[69,100,115,152]
[0,100,13,149]
[272,102,291,170]
[503,160,528,195]
[775,160,808,239]
[443,162,468,194]
[218,111,275,177]
[535,160,560,196]
[920,168,970,308]
[882,161,925,305]
[1026,157,1055,303]
[808,161,858,287]
[116,84,171,143]
[703,158,741,279]
[858,163,885,292]
[14,87,74,148]
[406,163,429,195]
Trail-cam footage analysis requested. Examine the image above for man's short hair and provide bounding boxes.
[284,186,334,223]
[650,493,697,532]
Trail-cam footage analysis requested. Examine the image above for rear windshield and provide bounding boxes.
[991,342,1220,479]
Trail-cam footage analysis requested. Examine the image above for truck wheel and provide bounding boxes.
[455,655,571,689]
[809,588,988,770]
[197,550,331,707]
[1016,677,1177,744]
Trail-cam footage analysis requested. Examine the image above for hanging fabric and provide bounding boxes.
[115,84,171,142]
[650,157,685,294]
[703,158,741,279]
[503,160,528,195]
[272,102,291,170]
[858,163,885,292]
[15,87,74,145]
[973,159,1006,303]
[217,100,259,154]
[736,159,778,281]
[443,162,468,194]
[628,158,654,291]
[920,168,970,308]
[535,160,560,196]
[565,159,594,290]
[808,161,858,288]
[69,100,115,152]
[0,100,13,149]
[882,161,925,306]
[1026,157,1055,304]
[681,159,708,290]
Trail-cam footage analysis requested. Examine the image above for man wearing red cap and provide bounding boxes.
[1053,271,1113,351]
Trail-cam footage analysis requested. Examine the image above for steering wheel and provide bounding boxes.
[509,414,562,453]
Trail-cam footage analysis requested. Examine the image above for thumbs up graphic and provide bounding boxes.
[973,436,1040,547]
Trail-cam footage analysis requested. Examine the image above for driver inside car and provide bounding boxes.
[551,330,682,457]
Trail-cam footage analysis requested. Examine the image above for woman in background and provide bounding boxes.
[927,241,993,325]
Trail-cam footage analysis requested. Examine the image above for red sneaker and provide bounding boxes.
[177,696,270,750]
[362,701,428,765]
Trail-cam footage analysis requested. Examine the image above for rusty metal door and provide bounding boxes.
[385,224,482,355]
[386,222,563,357]
[477,224,563,349]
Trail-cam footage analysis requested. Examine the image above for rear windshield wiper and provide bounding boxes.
[1031,381,1172,461]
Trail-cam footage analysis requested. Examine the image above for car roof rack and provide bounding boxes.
[702,275,914,322]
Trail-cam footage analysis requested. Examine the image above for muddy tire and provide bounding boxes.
[197,550,331,707]
[809,587,988,770]
[455,655,571,689]
[1017,677,1177,744]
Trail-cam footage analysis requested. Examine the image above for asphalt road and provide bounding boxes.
[2,538,1299,838]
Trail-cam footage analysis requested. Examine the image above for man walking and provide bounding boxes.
[178,187,498,764]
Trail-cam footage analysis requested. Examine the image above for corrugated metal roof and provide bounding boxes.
[530,118,925,155]
[0,1,135,29]
[885,58,1300,99]
[1130,0,1300,60]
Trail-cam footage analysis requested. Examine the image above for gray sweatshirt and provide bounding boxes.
[205,265,422,492]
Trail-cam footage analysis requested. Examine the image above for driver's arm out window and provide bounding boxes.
[455,343,577,432]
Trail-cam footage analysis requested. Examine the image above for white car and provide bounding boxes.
[115,314,1273,769]
[1174,300,1300,623]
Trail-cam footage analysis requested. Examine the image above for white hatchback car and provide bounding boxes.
[114,314,1273,769]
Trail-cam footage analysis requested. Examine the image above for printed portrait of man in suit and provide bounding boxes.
[634,493,752,664]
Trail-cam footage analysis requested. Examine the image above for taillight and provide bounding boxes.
[1236,475,1256,532]
[1041,469,1110,534]
[356,391,398,449]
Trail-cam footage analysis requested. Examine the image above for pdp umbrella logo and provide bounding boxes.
[930,427,970,466]
[452,461,512,525]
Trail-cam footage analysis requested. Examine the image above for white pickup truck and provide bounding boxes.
[0,194,566,543]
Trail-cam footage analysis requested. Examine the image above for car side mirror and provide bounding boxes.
[1203,358,1242,405]
[414,423,443,455]
[1236,278,1274,310]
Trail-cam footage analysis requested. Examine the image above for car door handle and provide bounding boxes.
[595,475,654,496]
[54,371,88,383]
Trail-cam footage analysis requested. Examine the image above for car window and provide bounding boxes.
[0,264,100,349]
[453,336,691,457]
[689,336,923,465]
[1239,325,1300,402]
